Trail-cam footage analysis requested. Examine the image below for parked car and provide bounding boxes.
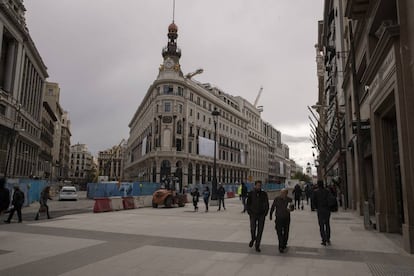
[59,186,78,201]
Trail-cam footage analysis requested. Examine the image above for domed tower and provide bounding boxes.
[159,21,183,77]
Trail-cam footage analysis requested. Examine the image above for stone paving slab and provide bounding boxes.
[0,198,413,276]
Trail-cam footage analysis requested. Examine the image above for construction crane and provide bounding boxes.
[185,68,203,79]
[254,86,264,112]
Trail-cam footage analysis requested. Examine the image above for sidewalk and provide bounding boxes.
[1,197,413,276]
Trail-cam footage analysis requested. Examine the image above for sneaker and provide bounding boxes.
[255,247,261,253]
[321,241,326,246]
[327,240,331,245]
[279,248,284,253]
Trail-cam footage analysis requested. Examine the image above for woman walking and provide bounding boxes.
[35,186,52,220]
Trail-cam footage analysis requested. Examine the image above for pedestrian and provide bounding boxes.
[237,183,242,200]
[35,186,52,220]
[203,186,210,212]
[191,187,200,211]
[246,180,269,252]
[241,182,248,213]
[217,184,226,211]
[313,180,332,246]
[305,183,312,205]
[0,177,10,216]
[4,186,25,223]
[292,183,302,210]
[269,188,294,253]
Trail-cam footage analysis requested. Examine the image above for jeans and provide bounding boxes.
[275,216,290,249]
[317,209,331,242]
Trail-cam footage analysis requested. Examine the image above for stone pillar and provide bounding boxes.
[396,0,414,253]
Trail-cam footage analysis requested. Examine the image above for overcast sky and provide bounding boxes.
[24,0,323,169]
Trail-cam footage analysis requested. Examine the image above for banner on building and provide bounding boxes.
[142,136,147,156]
[199,136,215,158]
[280,161,284,175]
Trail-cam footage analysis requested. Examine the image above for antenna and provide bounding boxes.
[173,0,176,22]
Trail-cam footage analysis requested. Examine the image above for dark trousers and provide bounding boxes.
[242,196,247,212]
[35,204,50,220]
[294,198,301,209]
[275,216,290,249]
[317,210,331,242]
[203,198,209,211]
[6,205,23,222]
[249,214,266,248]
[218,197,225,210]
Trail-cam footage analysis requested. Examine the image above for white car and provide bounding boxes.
[58,186,78,201]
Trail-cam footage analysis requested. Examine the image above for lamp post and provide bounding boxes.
[211,107,220,200]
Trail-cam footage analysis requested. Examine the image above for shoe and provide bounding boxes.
[249,240,255,248]
[321,241,326,246]
[255,247,261,253]
[279,248,284,253]
[4,220,10,224]
[327,240,331,245]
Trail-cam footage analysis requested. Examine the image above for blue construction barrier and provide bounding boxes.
[4,179,49,207]
[86,181,285,199]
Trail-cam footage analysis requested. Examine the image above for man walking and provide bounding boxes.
[4,186,25,223]
[241,182,248,213]
[217,184,226,211]
[246,180,269,252]
[269,188,294,253]
[292,183,302,210]
[35,186,52,220]
[313,180,332,245]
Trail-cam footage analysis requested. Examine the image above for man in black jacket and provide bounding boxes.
[313,180,331,245]
[241,182,248,213]
[4,186,25,223]
[246,180,269,252]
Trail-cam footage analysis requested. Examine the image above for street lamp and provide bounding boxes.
[211,107,220,200]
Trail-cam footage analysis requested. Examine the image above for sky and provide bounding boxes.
[24,0,323,169]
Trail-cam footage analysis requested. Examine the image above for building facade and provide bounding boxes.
[98,139,126,181]
[124,22,250,191]
[316,0,414,253]
[124,21,296,192]
[0,0,49,178]
[44,82,72,181]
[69,143,93,186]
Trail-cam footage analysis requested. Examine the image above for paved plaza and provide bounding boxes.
[1,197,414,276]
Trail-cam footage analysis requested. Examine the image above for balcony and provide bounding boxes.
[345,0,370,19]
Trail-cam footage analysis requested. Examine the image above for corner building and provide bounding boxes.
[124,22,250,189]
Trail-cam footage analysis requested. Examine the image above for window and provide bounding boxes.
[178,104,183,113]
[163,85,173,94]
[203,100,206,108]
[188,141,192,153]
[176,139,182,151]
[177,86,184,96]
[190,108,193,116]
[190,93,193,101]
[164,102,171,112]
[197,112,200,120]
[197,97,200,105]
[177,121,182,134]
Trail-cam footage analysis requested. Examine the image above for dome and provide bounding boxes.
[168,22,178,32]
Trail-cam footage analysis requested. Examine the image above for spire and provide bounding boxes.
[162,0,181,60]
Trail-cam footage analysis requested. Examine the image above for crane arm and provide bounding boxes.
[254,86,263,107]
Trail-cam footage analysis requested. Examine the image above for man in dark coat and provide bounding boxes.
[246,180,269,252]
[35,186,52,220]
[313,180,332,245]
[4,186,25,223]
[292,184,302,210]
[241,182,248,213]
[0,178,10,216]
[217,184,226,211]
[269,188,293,253]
